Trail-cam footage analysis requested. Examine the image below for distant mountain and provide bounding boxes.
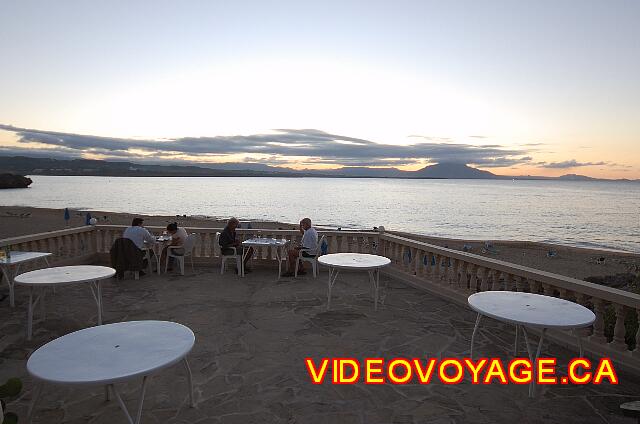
[412,163,497,179]
[0,156,308,178]
[0,155,635,181]
[556,173,597,181]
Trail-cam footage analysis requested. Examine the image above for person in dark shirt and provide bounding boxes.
[219,217,253,272]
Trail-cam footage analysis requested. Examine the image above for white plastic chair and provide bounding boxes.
[295,234,325,278]
[216,232,242,275]
[165,233,199,275]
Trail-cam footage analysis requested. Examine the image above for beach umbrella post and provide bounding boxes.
[64,208,70,227]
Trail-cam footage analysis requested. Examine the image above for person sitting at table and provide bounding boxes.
[282,217,317,277]
[123,217,156,249]
[123,217,156,274]
[161,222,188,272]
[219,217,253,273]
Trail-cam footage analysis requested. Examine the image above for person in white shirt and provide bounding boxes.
[162,222,189,272]
[283,217,318,277]
[123,217,157,274]
[123,217,156,249]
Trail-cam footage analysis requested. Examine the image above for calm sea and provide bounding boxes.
[2,176,639,253]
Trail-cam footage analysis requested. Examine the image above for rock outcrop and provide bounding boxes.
[0,173,32,189]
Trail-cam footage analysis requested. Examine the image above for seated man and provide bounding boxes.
[161,222,188,271]
[283,217,317,277]
[123,217,156,274]
[219,217,253,273]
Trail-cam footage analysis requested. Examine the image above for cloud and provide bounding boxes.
[539,159,608,169]
[0,124,535,168]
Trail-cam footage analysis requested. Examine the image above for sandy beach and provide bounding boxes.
[1,206,638,289]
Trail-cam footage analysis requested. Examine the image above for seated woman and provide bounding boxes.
[219,217,253,273]
[161,222,188,271]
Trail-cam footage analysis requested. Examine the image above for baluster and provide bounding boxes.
[558,288,569,300]
[589,299,608,344]
[102,230,111,252]
[488,269,498,290]
[393,243,401,265]
[78,233,86,256]
[349,235,360,253]
[384,241,392,263]
[95,229,103,253]
[89,229,97,254]
[339,236,347,253]
[329,236,339,254]
[537,282,547,295]
[428,252,437,279]
[376,237,384,257]
[634,309,640,357]
[456,261,467,290]
[203,233,212,258]
[611,304,629,351]
[367,236,375,254]
[479,267,489,291]
[514,275,524,292]
[423,252,432,278]
[467,265,478,293]
[48,238,57,261]
[61,235,69,258]
[73,233,80,257]
[446,257,456,285]
[409,247,417,275]
[436,254,444,280]
[575,294,592,338]
[417,250,427,277]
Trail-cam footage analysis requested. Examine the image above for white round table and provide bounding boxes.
[468,291,595,397]
[318,253,391,311]
[26,320,195,424]
[241,237,289,279]
[14,265,115,340]
[0,251,52,307]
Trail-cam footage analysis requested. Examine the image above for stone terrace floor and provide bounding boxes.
[1,264,639,424]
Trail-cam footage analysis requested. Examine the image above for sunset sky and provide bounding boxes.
[1,1,638,178]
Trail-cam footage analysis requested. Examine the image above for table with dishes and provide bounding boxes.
[142,234,172,274]
[14,265,116,340]
[0,251,52,307]
[241,237,289,279]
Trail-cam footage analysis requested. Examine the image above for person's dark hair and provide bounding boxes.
[167,222,178,231]
[132,217,144,226]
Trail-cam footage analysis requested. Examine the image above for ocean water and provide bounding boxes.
[2,176,639,253]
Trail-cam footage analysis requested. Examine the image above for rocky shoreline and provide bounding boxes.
[0,173,32,189]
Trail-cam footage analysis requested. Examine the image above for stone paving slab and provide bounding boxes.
[1,265,638,423]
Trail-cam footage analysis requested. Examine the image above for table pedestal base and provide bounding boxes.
[2,256,50,308]
[469,313,585,398]
[27,358,195,424]
[26,280,103,341]
[326,267,380,311]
